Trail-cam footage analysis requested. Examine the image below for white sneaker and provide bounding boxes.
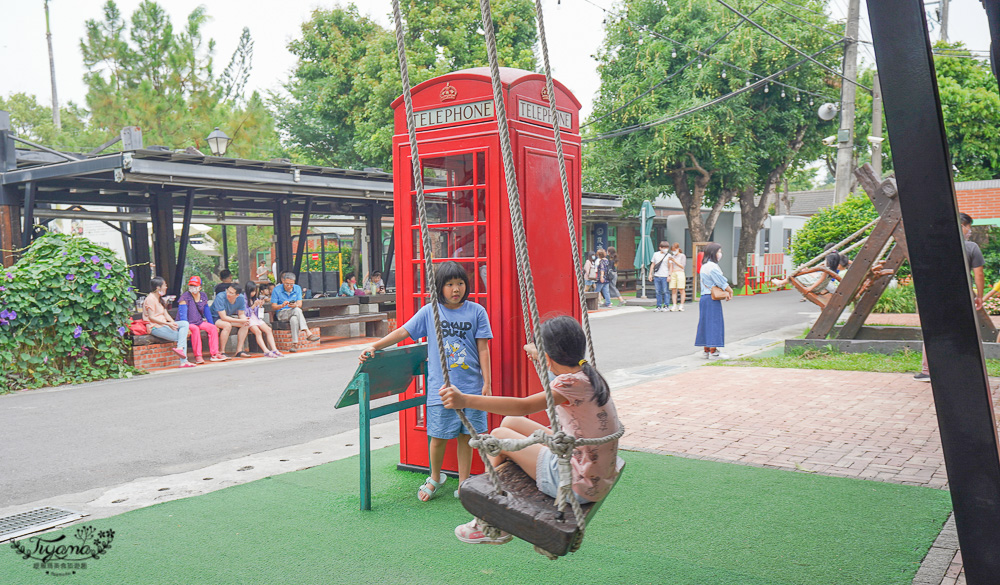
[654,307,661,312]
[678,305,685,311]
[670,305,678,312]
[702,351,711,359]
[709,351,730,360]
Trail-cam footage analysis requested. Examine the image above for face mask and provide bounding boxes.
[189,286,201,293]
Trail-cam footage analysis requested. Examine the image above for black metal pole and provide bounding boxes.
[171,189,195,298]
[222,224,229,271]
[293,196,313,277]
[21,181,36,248]
[868,2,1000,581]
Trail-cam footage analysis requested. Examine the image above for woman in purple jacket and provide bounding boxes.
[178,276,226,363]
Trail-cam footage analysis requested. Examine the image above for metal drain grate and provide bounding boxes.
[0,507,86,542]
[632,364,678,377]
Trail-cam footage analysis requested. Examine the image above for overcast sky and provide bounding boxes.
[0,0,993,126]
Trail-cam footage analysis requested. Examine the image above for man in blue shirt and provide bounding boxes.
[271,272,319,351]
[211,283,252,358]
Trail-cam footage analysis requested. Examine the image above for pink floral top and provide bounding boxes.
[552,371,621,502]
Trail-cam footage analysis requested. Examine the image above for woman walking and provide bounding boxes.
[606,246,627,306]
[695,243,733,360]
[594,248,612,308]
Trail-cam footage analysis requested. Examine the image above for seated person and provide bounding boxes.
[244,281,282,357]
[143,276,195,368]
[271,272,320,351]
[178,275,226,363]
[362,271,386,295]
[211,283,252,358]
[338,275,359,297]
[214,269,234,296]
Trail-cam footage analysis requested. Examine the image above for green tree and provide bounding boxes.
[854,42,1000,182]
[0,92,105,150]
[586,0,841,282]
[790,194,878,266]
[276,0,538,169]
[79,0,284,158]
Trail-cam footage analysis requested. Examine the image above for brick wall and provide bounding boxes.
[955,187,1000,219]
[274,329,320,352]
[133,343,181,370]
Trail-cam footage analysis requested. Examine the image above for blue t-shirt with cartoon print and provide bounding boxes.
[403,301,493,407]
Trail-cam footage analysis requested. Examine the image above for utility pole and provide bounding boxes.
[871,71,883,178]
[940,0,950,43]
[43,0,60,130]
[833,0,860,204]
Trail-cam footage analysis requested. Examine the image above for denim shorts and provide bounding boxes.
[535,447,591,504]
[426,405,486,439]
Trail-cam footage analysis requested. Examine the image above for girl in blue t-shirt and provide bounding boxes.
[359,261,493,502]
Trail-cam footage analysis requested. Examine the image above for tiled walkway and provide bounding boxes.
[615,367,999,585]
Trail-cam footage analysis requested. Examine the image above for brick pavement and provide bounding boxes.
[614,366,999,585]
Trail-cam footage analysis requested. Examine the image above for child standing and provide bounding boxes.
[440,315,621,545]
[359,261,492,502]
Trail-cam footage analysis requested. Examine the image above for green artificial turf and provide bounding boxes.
[0,448,951,585]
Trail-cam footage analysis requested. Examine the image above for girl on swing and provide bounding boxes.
[359,261,493,503]
[440,315,621,545]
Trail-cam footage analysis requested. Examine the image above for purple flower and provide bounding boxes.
[4,272,11,281]
[66,274,75,281]
[91,283,101,293]
[80,256,87,263]
[5,309,14,320]
[62,251,67,256]
[0,309,9,320]
[117,326,127,336]
[0,286,5,291]
[91,255,100,263]
[94,271,102,279]
[43,356,48,364]
[73,325,82,338]
[128,270,134,280]
[104,262,113,270]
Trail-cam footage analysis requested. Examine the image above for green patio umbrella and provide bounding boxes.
[634,200,656,298]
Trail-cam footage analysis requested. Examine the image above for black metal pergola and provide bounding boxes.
[0,124,394,297]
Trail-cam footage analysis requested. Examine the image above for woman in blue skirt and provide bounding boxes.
[695,243,733,359]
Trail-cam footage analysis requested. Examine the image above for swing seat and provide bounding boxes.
[458,456,625,557]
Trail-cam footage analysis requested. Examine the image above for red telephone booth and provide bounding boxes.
[391,67,583,475]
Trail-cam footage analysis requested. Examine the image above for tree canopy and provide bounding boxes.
[854,42,1000,182]
[78,0,282,158]
[586,0,842,280]
[276,0,538,169]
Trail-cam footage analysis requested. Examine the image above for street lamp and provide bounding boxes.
[206,127,230,156]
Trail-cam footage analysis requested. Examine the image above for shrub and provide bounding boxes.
[0,233,139,392]
[871,283,917,314]
[791,195,879,266]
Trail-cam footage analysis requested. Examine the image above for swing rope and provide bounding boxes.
[390,0,624,539]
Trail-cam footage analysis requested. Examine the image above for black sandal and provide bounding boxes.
[234,351,252,358]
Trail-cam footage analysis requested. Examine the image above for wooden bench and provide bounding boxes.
[270,311,389,338]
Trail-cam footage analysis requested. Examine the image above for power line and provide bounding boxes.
[760,0,846,39]
[583,41,844,143]
[583,0,770,129]
[712,0,873,93]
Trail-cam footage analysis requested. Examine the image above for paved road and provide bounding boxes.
[590,289,813,370]
[0,290,812,509]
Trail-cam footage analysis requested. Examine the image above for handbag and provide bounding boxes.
[128,318,149,336]
[710,286,728,301]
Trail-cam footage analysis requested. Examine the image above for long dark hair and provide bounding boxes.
[541,316,610,407]
[435,261,470,303]
[245,281,258,300]
[702,243,722,265]
[150,276,165,293]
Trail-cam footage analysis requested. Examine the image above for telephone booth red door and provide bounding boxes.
[391,67,583,476]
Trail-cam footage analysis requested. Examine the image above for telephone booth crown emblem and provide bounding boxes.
[439,83,458,101]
